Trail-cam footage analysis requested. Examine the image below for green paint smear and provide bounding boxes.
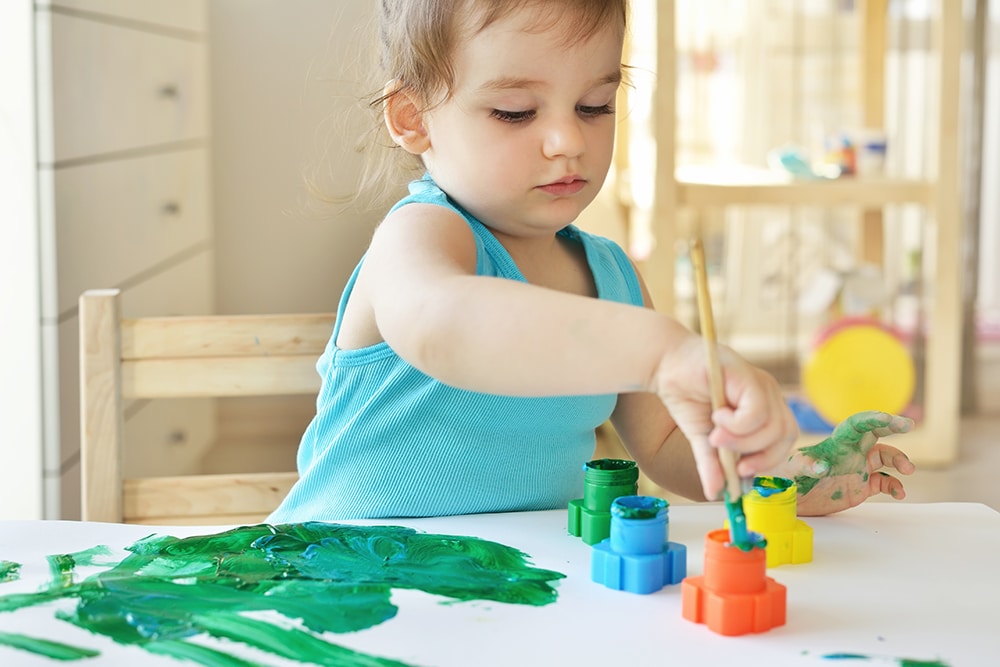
[0,561,21,584]
[0,522,565,667]
[0,631,99,661]
[821,653,951,666]
[45,545,116,590]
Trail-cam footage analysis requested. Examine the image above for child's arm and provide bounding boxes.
[355,203,798,500]
[361,204,693,395]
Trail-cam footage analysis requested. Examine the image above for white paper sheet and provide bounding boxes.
[0,503,996,666]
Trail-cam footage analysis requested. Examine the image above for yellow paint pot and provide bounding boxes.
[802,318,915,425]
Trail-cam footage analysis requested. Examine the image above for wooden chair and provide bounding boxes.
[79,288,334,525]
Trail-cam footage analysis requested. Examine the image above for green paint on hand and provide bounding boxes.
[0,561,20,584]
[831,490,843,501]
[794,474,822,496]
[0,522,565,667]
[795,412,893,497]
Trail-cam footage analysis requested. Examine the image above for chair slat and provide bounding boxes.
[80,288,326,525]
[122,356,322,398]
[79,289,124,523]
[123,472,299,523]
[121,314,334,359]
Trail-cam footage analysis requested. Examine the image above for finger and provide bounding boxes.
[712,382,797,449]
[713,364,784,436]
[844,411,914,440]
[735,433,798,479]
[835,410,893,444]
[869,470,906,500]
[865,415,914,440]
[688,434,725,500]
[867,444,916,475]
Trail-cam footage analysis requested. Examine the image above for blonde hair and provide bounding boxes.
[347,0,629,208]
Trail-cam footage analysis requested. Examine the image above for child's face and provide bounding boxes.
[420,7,623,237]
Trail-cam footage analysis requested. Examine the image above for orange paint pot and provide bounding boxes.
[681,529,787,636]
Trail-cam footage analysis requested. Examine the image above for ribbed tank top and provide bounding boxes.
[267,176,645,521]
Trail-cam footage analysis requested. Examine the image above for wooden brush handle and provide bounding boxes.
[690,238,742,500]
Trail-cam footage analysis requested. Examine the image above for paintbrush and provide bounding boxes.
[689,238,752,548]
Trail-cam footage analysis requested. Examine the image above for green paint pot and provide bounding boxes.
[582,459,639,512]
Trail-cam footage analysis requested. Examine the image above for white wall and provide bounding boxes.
[209,0,385,316]
[0,2,44,519]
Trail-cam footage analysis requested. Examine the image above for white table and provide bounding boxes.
[0,503,997,666]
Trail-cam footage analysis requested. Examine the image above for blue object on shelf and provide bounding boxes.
[787,396,834,434]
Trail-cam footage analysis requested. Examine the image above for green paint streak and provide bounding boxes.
[0,631,99,661]
[831,490,843,500]
[0,522,564,667]
[196,613,415,667]
[0,561,20,583]
[821,653,951,667]
[45,554,76,589]
[144,639,273,667]
[45,545,116,589]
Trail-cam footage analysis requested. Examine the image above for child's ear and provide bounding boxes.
[383,81,430,155]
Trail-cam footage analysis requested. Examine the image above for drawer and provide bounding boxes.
[41,0,206,34]
[49,148,210,316]
[40,12,208,162]
[118,243,215,319]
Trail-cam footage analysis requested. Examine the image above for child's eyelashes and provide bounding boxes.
[577,104,615,117]
[491,109,536,123]
[489,105,615,123]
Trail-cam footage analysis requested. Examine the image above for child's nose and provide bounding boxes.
[542,116,585,159]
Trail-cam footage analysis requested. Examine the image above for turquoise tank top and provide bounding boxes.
[268,176,645,521]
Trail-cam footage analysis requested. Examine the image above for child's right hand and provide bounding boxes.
[650,336,799,501]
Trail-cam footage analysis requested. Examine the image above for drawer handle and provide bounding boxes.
[158,84,180,99]
[162,202,182,216]
[167,429,188,445]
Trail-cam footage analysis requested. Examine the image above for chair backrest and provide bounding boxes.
[79,288,334,525]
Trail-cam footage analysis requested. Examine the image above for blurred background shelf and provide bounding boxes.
[617,0,967,469]
[677,165,934,207]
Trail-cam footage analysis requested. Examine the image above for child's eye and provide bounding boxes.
[490,109,536,123]
[578,104,615,117]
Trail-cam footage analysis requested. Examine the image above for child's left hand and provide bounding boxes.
[779,411,915,516]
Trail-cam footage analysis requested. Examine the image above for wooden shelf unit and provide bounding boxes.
[642,0,964,466]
